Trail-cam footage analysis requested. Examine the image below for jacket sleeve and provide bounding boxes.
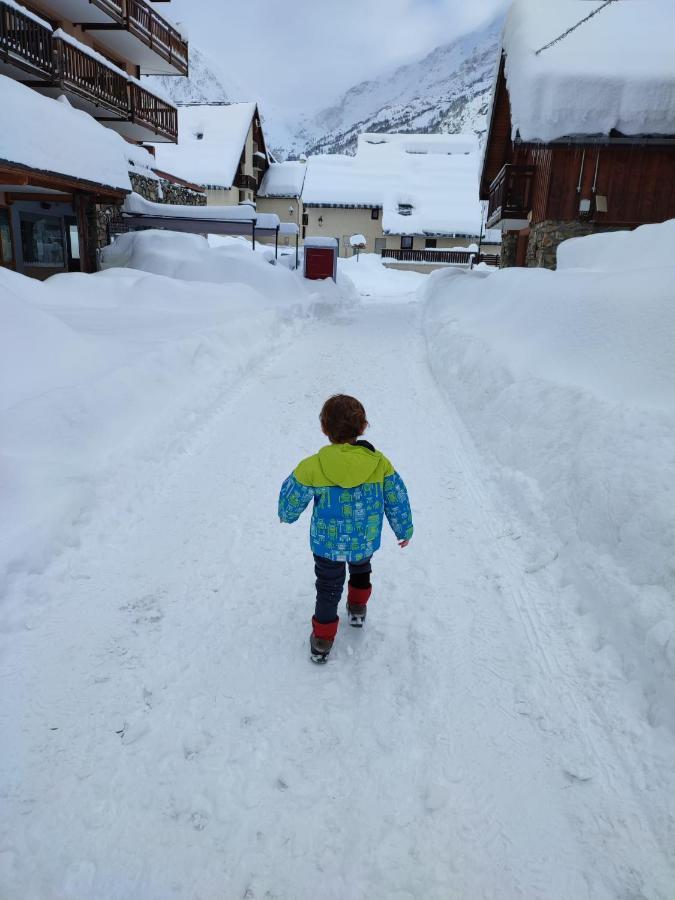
[278,473,315,523]
[383,471,414,541]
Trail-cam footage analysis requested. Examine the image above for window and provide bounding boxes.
[425,238,437,249]
[302,212,308,226]
[0,209,13,266]
[374,238,386,252]
[371,208,379,220]
[398,203,413,216]
[401,236,413,250]
[20,213,65,267]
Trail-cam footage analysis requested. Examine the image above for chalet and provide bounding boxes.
[480,0,675,269]
[302,133,499,262]
[153,102,271,207]
[0,0,191,277]
[256,160,306,246]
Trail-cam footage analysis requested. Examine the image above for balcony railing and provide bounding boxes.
[381,248,477,265]
[126,0,188,75]
[0,1,54,77]
[93,0,124,19]
[487,164,535,229]
[54,36,128,115]
[129,81,177,141]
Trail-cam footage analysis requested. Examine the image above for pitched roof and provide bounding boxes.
[153,102,258,188]
[302,133,485,237]
[257,161,306,198]
[502,0,675,142]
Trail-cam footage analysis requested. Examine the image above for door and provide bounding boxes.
[305,248,335,280]
[0,208,14,269]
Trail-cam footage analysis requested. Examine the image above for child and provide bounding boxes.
[278,394,413,664]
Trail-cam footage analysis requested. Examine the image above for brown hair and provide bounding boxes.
[320,394,369,444]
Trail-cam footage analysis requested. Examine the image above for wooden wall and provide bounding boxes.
[513,142,675,226]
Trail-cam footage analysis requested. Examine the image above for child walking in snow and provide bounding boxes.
[278,394,413,663]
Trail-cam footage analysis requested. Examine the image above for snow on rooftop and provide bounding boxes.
[123,193,258,221]
[0,74,131,192]
[503,0,675,141]
[153,103,257,188]
[303,133,484,237]
[258,161,306,198]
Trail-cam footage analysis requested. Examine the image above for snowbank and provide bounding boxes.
[503,0,675,141]
[422,222,675,726]
[557,219,675,273]
[338,253,425,298]
[0,238,355,602]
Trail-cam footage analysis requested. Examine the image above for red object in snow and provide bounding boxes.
[303,238,338,281]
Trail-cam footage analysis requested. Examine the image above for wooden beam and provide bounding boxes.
[0,162,128,200]
[5,192,72,203]
[0,173,29,186]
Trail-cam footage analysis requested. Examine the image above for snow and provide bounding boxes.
[0,74,131,191]
[503,0,675,141]
[122,192,257,221]
[152,103,257,188]
[349,233,366,247]
[303,235,338,249]
[303,132,485,237]
[423,220,675,736]
[2,237,675,897]
[257,160,307,197]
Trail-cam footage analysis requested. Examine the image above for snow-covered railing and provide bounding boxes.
[129,81,177,141]
[54,31,128,115]
[487,163,535,229]
[126,0,188,75]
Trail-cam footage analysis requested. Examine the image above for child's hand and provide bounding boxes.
[398,539,410,549]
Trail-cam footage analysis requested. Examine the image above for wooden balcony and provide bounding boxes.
[54,36,128,115]
[487,164,535,230]
[0,1,54,78]
[129,81,177,141]
[126,0,188,75]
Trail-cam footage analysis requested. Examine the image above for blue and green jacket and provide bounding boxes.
[278,440,413,562]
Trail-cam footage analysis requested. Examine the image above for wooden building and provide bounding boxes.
[480,1,675,269]
[0,0,189,277]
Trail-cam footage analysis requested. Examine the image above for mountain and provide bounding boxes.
[278,17,503,158]
[143,45,242,106]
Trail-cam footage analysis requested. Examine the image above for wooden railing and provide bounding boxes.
[0,1,54,76]
[126,0,188,74]
[54,37,128,114]
[487,164,535,228]
[381,248,477,265]
[129,81,178,141]
[94,0,124,18]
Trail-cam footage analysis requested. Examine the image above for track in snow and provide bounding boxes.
[2,293,674,899]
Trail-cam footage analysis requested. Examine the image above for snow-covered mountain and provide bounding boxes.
[143,45,242,106]
[279,17,503,158]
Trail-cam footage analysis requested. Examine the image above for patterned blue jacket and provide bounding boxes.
[278,441,413,562]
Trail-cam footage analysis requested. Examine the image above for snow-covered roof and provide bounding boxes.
[258,161,306,198]
[153,103,258,188]
[502,0,675,142]
[123,192,259,221]
[0,74,131,192]
[302,132,484,237]
[304,236,338,249]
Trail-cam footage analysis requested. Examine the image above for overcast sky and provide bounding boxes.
[167,0,509,115]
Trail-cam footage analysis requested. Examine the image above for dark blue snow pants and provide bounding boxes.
[314,553,372,624]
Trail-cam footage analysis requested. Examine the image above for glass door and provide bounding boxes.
[0,208,14,269]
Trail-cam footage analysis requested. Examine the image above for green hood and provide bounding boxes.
[317,444,382,488]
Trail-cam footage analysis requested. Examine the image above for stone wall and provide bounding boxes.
[499,231,518,268]
[525,220,596,269]
[93,173,207,255]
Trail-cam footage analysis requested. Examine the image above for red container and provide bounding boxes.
[303,237,338,281]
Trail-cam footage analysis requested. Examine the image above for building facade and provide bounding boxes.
[0,0,190,278]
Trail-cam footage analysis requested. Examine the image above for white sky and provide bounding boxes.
[166,0,509,115]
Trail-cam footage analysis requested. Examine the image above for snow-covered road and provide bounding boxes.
[2,292,674,899]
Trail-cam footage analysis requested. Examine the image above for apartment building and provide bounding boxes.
[0,0,189,277]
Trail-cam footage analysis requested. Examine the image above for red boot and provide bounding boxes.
[310,616,338,664]
[347,584,371,627]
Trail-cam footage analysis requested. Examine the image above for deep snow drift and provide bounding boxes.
[423,220,675,730]
[2,227,675,898]
[0,232,355,607]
